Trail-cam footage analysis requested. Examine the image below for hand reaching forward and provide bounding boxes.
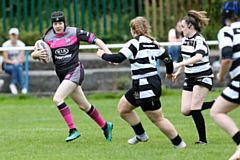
[166,74,174,79]
[216,72,225,83]
[97,49,118,65]
[97,49,105,58]
[172,72,181,82]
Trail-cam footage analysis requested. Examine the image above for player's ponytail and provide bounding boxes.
[183,10,209,33]
[130,16,160,47]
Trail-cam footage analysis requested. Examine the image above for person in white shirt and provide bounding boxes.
[2,28,27,95]
[168,20,183,63]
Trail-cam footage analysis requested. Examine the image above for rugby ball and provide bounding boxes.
[34,40,52,64]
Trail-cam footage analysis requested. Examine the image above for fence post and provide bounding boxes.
[124,0,129,36]
[74,0,79,27]
[145,0,149,20]
[2,0,7,32]
[38,0,43,34]
[103,0,107,35]
[173,0,178,24]
[17,0,21,29]
[88,0,92,31]
[181,0,185,18]
[188,0,192,10]
[95,0,100,35]
[31,0,35,31]
[52,0,56,12]
[110,0,114,31]
[159,0,163,38]
[59,0,63,11]
[9,0,13,28]
[24,0,28,31]
[67,0,72,26]
[131,0,136,18]
[156,59,161,77]
[152,0,157,35]
[45,0,50,28]
[25,51,29,94]
[81,0,85,29]
[137,0,143,16]
[117,0,121,35]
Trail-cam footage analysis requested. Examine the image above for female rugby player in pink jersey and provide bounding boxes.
[31,11,113,142]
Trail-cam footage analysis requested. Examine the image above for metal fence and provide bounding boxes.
[1,0,209,41]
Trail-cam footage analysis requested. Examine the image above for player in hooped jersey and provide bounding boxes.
[31,11,113,142]
[210,1,240,159]
[172,10,213,145]
[97,17,186,148]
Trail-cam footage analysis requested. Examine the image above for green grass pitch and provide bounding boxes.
[0,89,239,160]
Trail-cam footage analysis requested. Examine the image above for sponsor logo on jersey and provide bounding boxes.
[143,44,155,47]
[55,48,69,55]
[55,54,72,60]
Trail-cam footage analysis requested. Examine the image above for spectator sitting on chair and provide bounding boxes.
[167,20,183,63]
[2,28,27,95]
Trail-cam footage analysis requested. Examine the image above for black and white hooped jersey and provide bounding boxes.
[119,35,165,80]
[218,22,240,80]
[181,33,213,78]
[43,27,95,70]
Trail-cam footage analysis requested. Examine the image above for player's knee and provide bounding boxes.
[78,104,85,110]
[150,116,162,125]
[117,104,125,115]
[117,103,130,116]
[210,108,216,119]
[53,96,63,106]
[181,109,190,116]
[181,105,191,116]
[78,103,91,111]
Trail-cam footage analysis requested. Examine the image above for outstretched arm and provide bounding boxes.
[174,53,203,69]
[172,66,184,82]
[97,49,126,63]
[94,38,112,54]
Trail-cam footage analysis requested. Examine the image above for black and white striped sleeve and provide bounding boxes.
[195,37,207,57]
[217,26,234,59]
[119,39,139,59]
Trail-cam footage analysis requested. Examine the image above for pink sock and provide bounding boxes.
[59,106,76,129]
[87,106,106,129]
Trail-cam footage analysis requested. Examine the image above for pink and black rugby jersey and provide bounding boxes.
[43,27,95,70]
